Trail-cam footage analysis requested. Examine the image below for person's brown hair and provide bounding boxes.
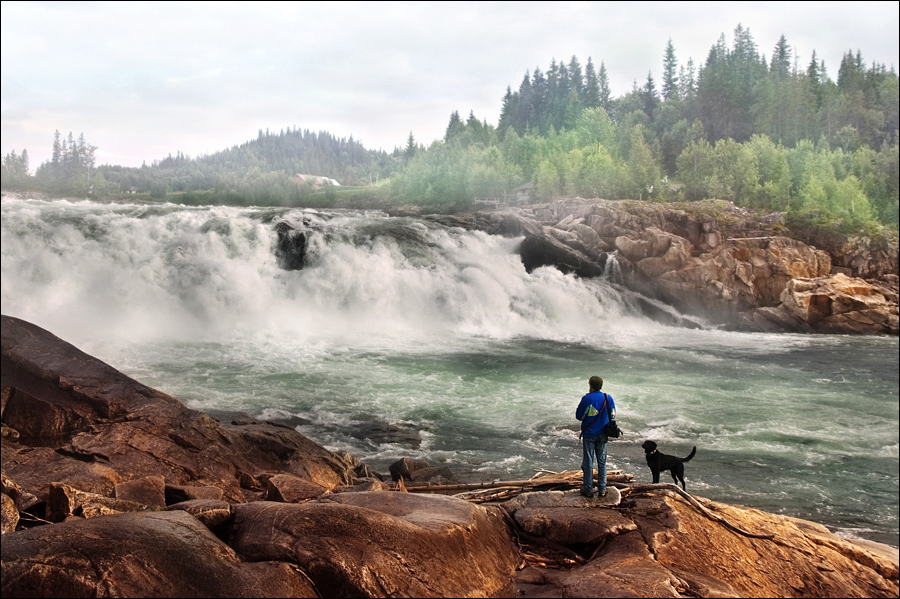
[589,376,603,391]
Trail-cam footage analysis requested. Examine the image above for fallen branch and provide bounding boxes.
[624,483,775,540]
[16,512,54,525]
[404,470,632,495]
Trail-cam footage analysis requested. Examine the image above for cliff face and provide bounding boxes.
[426,199,899,335]
[2,315,898,598]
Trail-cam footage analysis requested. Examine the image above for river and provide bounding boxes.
[2,195,897,547]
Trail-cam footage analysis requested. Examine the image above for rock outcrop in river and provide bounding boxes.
[2,315,898,598]
[419,198,899,335]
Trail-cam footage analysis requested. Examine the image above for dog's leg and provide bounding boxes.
[670,464,685,490]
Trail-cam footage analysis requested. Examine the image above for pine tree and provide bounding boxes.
[445,111,464,141]
[679,58,696,102]
[643,72,658,120]
[517,71,534,133]
[568,55,584,98]
[583,57,601,108]
[497,86,517,136]
[597,61,612,112]
[404,132,416,161]
[662,38,679,100]
[806,50,823,107]
[530,68,546,131]
[51,130,62,166]
[770,34,791,80]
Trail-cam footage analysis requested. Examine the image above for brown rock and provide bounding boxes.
[164,483,224,504]
[166,498,234,529]
[540,529,691,598]
[615,235,657,262]
[265,473,327,503]
[0,510,316,598]
[1,315,358,507]
[389,457,432,481]
[339,477,392,492]
[483,210,545,237]
[633,492,898,598]
[1,470,39,513]
[229,492,519,598]
[115,475,166,508]
[512,488,898,598]
[513,506,636,546]
[779,273,898,334]
[47,482,146,522]
[2,446,125,504]
[475,198,898,334]
[409,465,460,485]
[1,492,18,534]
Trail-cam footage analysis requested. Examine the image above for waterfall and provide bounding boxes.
[0,196,669,346]
[603,251,623,284]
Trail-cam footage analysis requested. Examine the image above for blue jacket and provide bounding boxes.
[576,391,616,438]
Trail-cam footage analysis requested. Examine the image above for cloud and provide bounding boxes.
[2,1,898,169]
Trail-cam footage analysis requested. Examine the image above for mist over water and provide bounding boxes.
[2,195,898,547]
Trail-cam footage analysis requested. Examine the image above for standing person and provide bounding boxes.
[575,375,617,498]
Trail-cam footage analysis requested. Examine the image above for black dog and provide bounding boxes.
[642,440,696,490]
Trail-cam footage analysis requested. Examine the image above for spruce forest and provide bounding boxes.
[2,25,898,234]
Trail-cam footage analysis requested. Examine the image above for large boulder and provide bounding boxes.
[507,488,899,598]
[1,315,358,508]
[229,492,519,598]
[0,510,316,598]
[751,273,899,334]
[274,220,307,271]
[518,230,607,277]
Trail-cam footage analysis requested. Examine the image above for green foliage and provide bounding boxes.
[5,25,897,238]
[2,148,31,188]
[745,135,791,210]
[13,127,399,205]
[575,107,617,152]
[626,124,662,200]
[390,136,522,205]
[674,138,758,204]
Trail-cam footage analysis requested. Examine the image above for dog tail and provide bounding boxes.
[683,446,697,462]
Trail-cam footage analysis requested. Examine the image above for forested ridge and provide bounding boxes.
[3,24,898,232]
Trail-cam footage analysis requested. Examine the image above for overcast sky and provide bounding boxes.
[2,1,898,170]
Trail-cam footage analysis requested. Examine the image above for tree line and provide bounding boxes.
[2,128,401,206]
[2,24,897,232]
[391,24,898,231]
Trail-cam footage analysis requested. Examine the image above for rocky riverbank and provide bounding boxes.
[407,198,899,335]
[1,314,898,598]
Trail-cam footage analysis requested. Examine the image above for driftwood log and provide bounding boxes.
[396,469,632,503]
[402,471,775,541]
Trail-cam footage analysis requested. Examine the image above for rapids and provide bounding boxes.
[2,195,897,547]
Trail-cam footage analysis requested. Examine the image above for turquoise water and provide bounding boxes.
[2,196,898,547]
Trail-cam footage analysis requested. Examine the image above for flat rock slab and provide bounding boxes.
[502,487,621,512]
